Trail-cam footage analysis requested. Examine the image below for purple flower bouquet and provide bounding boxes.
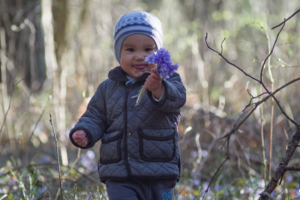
[133,48,179,106]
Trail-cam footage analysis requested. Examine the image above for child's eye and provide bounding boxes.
[145,48,153,52]
[126,48,134,52]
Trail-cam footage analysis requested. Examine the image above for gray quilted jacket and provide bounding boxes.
[69,66,186,182]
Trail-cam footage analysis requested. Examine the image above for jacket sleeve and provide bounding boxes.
[147,72,186,112]
[69,82,108,149]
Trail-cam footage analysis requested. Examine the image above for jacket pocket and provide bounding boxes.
[100,131,122,164]
[138,127,175,162]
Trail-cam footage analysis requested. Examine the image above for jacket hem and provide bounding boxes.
[100,175,179,183]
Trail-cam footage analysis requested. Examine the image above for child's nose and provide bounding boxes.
[135,52,146,60]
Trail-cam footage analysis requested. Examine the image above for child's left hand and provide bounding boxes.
[145,68,163,99]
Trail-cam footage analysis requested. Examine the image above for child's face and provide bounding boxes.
[120,34,157,79]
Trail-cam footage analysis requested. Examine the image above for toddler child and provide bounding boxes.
[69,10,186,200]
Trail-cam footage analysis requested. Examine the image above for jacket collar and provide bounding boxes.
[108,66,150,83]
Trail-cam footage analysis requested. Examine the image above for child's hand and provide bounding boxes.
[72,130,89,147]
[145,68,163,99]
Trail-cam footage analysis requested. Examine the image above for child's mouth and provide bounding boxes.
[133,64,147,70]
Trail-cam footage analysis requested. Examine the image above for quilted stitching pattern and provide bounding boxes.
[129,159,178,177]
[139,128,175,160]
[100,142,119,161]
[99,163,128,177]
[100,131,122,162]
[142,139,174,159]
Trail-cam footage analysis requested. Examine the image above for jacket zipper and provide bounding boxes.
[124,86,131,176]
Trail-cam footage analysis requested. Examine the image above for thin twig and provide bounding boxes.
[246,78,300,128]
[246,89,268,99]
[192,133,202,174]
[201,157,229,200]
[259,84,267,183]
[259,21,285,88]
[262,25,275,181]
[74,183,78,200]
[271,64,300,69]
[205,33,260,83]
[272,8,300,29]
[196,137,218,176]
[0,77,26,135]
[24,108,46,166]
[64,148,81,177]
[246,77,300,129]
[235,134,250,165]
[49,113,63,199]
[284,129,289,150]
[279,171,285,185]
[262,78,300,127]
[28,108,45,142]
[221,104,257,139]
[206,32,300,128]
[220,38,226,55]
[269,84,275,180]
[245,90,268,109]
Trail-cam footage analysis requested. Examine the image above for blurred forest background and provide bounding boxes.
[1,0,300,199]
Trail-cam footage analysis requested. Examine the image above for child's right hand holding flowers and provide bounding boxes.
[72,130,89,147]
[134,48,179,106]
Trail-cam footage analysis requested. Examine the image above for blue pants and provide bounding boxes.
[105,179,176,200]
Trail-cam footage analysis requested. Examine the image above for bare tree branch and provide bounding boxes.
[272,8,300,29]
[205,33,299,128]
[285,166,300,171]
[204,10,300,199]
[259,21,285,88]
[260,77,300,127]
[220,38,226,55]
[260,129,300,200]
[205,33,260,83]
[245,89,268,109]
[221,103,257,140]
